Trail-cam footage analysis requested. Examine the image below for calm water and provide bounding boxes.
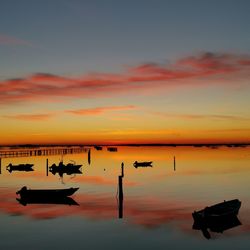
[0,146,250,249]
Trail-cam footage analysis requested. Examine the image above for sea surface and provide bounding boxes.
[0,146,250,249]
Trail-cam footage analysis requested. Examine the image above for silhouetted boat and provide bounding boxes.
[94,146,102,150]
[49,161,82,173]
[17,196,79,206]
[107,147,117,152]
[133,161,153,168]
[16,186,79,198]
[6,163,34,173]
[192,199,241,222]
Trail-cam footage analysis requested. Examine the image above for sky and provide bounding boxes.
[0,0,250,145]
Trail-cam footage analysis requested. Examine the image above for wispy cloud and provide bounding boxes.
[3,113,54,121]
[0,33,34,47]
[66,105,137,115]
[151,112,250,121]
[0,52,250,105]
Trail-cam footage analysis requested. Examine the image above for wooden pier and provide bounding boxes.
[0,146,87,158]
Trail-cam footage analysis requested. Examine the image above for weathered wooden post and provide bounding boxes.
[46,159,48,176]
[174,156,176,171]
[88,149,91,165]
[121,162,124,177]
[118,162,124,218]
[0,158,1,174]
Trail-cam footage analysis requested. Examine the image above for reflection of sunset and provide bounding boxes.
[0,147,250,232]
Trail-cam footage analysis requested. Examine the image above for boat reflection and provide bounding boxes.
[17,196,79,206]
[49,161,82,178]
[193,214,242,239]
[6,163,34,173]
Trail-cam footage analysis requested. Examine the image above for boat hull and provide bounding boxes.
[192,199,241,222]
[6,164,34,173]
[133,161,153,168]
[16,186,79,199]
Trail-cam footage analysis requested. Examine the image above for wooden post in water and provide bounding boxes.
[118,175,123,218]
[174,156,176,171]
[88,149,91,165]
[121,162,124,177]
[46,159,48,176]
[118,162,124,218]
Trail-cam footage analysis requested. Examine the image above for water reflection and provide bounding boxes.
[0,146,250,248]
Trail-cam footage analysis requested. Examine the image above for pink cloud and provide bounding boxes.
[151,112,250,121]
[66,105,137,115]
[0,34,33,47]
[0,52,250,105]
[3,113,55,121]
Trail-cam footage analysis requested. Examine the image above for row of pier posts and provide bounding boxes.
[0,147,86,158]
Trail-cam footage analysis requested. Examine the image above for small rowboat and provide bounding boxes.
[49,161,82,172]
[107,147,117,152]
[94,146,102,150]
[133,161,153,168]
[6,163,34,173]
[192,199,241,222]
[16,186,79,198]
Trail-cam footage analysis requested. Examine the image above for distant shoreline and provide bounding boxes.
[0,143,250,149]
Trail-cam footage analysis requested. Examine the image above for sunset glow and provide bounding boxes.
[0,1,250,145]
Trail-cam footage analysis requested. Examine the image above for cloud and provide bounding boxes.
[66,105,137,115]
[0,34,34,47]
[3,113,54,121]
[151,112,250,121]
[0,52,250,105]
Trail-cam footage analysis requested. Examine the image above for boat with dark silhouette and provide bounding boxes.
[17,196,79,206]
[6,163,34,173]
[49,161,82,173]
[192,199,241,222]
[193,214,242,239]
[16,186,79,199]
[133,161,153,168]
[107,147,117,152]
[94,146,102,150]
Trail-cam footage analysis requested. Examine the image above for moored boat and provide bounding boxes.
[16,186,79,198]
[133,161,153,168]
[6,163,34,173]
[107,147,117,152]
[192,199,241,222]
[94,146,102,150]
[49,161,82,172]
